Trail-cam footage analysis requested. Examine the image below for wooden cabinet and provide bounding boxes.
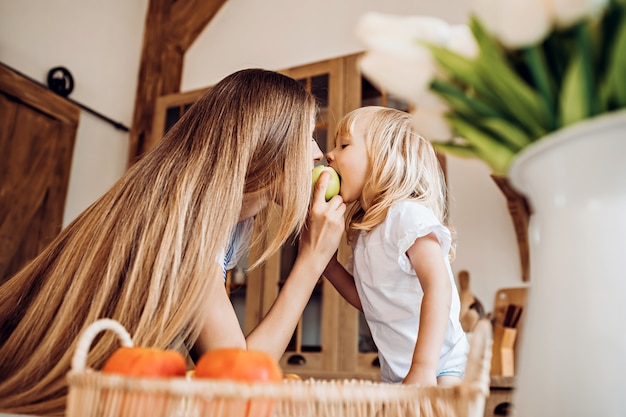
[0,63,80,284]
[484,376,515,417]
[152,54,438,381]
[264,56,351,379]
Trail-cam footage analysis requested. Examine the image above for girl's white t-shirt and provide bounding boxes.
[352,200,469,383]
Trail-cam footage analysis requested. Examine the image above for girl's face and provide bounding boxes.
[326,117,369,205]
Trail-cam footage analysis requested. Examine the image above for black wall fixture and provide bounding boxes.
[42,65,129,131]
[47,66,74,97]
[0,62,129,132]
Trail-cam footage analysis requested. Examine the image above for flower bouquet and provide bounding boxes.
[356,0,626,175]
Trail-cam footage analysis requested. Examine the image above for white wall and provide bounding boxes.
[183,0,470,90]
[447,158,526,310]
[0,0,148,224]
[0,0,526,312]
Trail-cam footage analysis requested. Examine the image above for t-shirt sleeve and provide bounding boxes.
[225,218,254,270]
[384,202,452,274]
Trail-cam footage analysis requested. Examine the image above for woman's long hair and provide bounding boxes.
[0,68,315,416]
[338,106,452,254]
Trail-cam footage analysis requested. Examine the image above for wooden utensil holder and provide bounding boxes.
[490,323,517,377]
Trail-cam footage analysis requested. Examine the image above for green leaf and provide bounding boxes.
[481,117,533,150]
[425,44,500,107]
[523,45,557,129]
[431,81,533,151]
[470,17,551,136]
[430,79,504,118]
[596,1,623,75]
[425,44,483,88]
[542,28,577,88]
[448,116,516,175]
[475,59,549,137]
[431,141,481,159]
[601,7,626,108]
[575,22,599,116]
[433,140,510,174]
[559,53,589,126]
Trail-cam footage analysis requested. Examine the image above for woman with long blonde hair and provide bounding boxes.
[0,68,346,416]
[323,106,467,387]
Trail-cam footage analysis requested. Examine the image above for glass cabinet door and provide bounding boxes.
[267,58,346,377]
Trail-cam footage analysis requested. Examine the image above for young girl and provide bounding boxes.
[0,69,346,415]
[324,106,468,386]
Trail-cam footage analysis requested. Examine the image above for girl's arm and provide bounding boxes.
[402,232,451,386]
[324,254,362,311]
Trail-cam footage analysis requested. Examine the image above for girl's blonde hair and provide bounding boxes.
[0,68,316,416]
[338,106,453,254]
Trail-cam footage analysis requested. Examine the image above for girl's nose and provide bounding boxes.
[325,151,334,163]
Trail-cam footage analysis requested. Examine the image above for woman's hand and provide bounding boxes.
[245,172,345,357]
[299,171,346,273]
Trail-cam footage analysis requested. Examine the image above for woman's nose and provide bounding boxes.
[311,138,323,163]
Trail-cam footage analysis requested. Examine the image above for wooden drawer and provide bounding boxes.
[485,375,515,417]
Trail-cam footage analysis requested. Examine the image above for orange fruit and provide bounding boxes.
[99,347,187,417]
[195,348,282,382]
[195,348,283,417]
[102,346,187,378]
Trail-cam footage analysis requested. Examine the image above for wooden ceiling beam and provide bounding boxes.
[128,0,228,165]
[168,0,227,51]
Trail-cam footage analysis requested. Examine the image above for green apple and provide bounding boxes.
[311,165,340,201]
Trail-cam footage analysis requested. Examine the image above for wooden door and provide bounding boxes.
[266,57,347,378]
[0,64,80,283]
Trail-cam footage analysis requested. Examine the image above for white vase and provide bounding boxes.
[508,110,626,416]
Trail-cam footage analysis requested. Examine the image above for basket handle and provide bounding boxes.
[71,318,134,373]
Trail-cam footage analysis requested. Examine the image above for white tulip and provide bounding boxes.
[471,0,553,48]
[356,12,477,104]
[356,12,477,58]
[448,24,479,59]
[551,0,609,27]
[356,13,449,103]
[356,13,453,49]
[358,46,436,105]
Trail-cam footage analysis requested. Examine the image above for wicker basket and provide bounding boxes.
[66,319,492,417]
